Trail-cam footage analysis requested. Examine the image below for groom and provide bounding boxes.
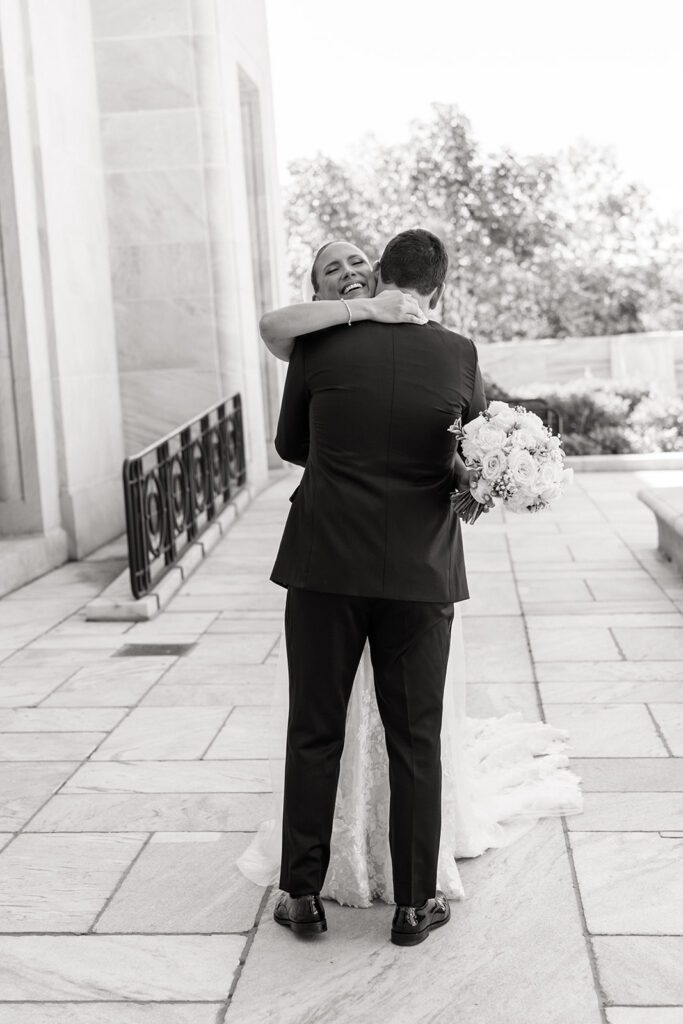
[270,229,487,946]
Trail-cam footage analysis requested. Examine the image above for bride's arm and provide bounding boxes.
[260,293,428,362]
[260,300,361,362]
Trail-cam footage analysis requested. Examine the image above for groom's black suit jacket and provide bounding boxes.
[270,319,487,603]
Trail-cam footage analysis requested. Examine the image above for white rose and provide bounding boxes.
[516,410,546,439]
[461,437,481,462]
[509,427,539,451]
[481,449,507,481]
[507,448,537,489]
[477,424,508,451]
[561,467,574,489]
[487,401,517,430]
[536,461,562,492]
[462,415,485,438]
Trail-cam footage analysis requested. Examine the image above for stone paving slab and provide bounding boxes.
[0,670,77,708]
[465,682,539,719]
[527,613,683,628]
[226,820,602,1024]
[204,707,271,758]
[0,708,127,731]
[90,708,230,760]
[26,792,275,833]
[593,937,683,1006]
[615,628,683,660]
[0,833,146,931]
[0,1006,223,1023]
[461,616,534,681]
[153,663,276,687]
[0,733,107,761]
[568,793,683,831]
[139,682,273,706]
[528,625,623,661]
[0,468,682,1022]
[39,658,176,707]
[524,599,678,615]
[572,758,683,791]
[63,760,272,794]
[0,935,243,1000]
[0,764,79,831]
[2,649,130,668]
[569,832,683,934]
[95,832,264,933]
[606,1011,683,1024]
[537,661,683,682]
[541,681,683,703]
[542,704,668,757]
[649,704,683,754]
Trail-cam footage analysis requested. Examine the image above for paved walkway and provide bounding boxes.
[0,469,682,1023]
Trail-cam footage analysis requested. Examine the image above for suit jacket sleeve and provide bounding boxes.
[274,338,310,467]
[463,339,487,425]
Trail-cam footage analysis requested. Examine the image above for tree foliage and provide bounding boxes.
[284,103,683,342]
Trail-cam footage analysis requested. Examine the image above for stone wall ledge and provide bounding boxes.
[567,453,683,472]
[638,486,683,575]
[85,484,259,622]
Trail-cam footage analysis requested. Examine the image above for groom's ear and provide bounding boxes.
[429,283,445,310]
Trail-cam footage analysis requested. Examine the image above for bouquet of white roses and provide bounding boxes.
[449,400,573,524]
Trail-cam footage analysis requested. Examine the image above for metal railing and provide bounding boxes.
[123,394,246,599]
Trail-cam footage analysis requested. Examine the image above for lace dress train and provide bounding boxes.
[236,601,584,906]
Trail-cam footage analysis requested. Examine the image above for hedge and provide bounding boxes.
[483,376,683,455]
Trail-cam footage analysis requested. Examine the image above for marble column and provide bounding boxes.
[25,0,126,557]
[0,0,123,569]
[0,226,22,505]
[0,0,63,543]
[92,0,287,489]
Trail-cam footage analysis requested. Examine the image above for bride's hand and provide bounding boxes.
[367,291,428,325]
[453,465,476,492]
[454,467,494,512]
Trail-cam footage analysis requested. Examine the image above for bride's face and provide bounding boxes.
[313,243,376,301]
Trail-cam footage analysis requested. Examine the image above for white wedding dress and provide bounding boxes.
[236,600,584,906]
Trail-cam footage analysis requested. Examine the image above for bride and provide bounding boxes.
[236,240,583,906]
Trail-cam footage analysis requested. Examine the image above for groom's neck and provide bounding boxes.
[375,282,431,316]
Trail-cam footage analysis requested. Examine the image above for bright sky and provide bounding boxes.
[264,0,683,222]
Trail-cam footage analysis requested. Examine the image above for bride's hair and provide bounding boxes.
[310,241,336,294]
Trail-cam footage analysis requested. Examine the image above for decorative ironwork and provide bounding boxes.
[123,394,246,599]
[507,398,563,435]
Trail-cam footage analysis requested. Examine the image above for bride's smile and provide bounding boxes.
[311,240,375,301]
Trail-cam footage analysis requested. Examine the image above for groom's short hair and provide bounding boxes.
[380,229,448,295]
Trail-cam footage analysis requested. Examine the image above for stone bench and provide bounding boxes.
[638,487,683,573]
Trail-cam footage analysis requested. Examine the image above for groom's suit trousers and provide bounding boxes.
[279,586,454,907]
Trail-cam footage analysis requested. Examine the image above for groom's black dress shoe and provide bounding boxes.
[391,892,451,946]
[273,892,327,935]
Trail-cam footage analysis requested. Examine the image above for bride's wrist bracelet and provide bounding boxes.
[340,297,353,326]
